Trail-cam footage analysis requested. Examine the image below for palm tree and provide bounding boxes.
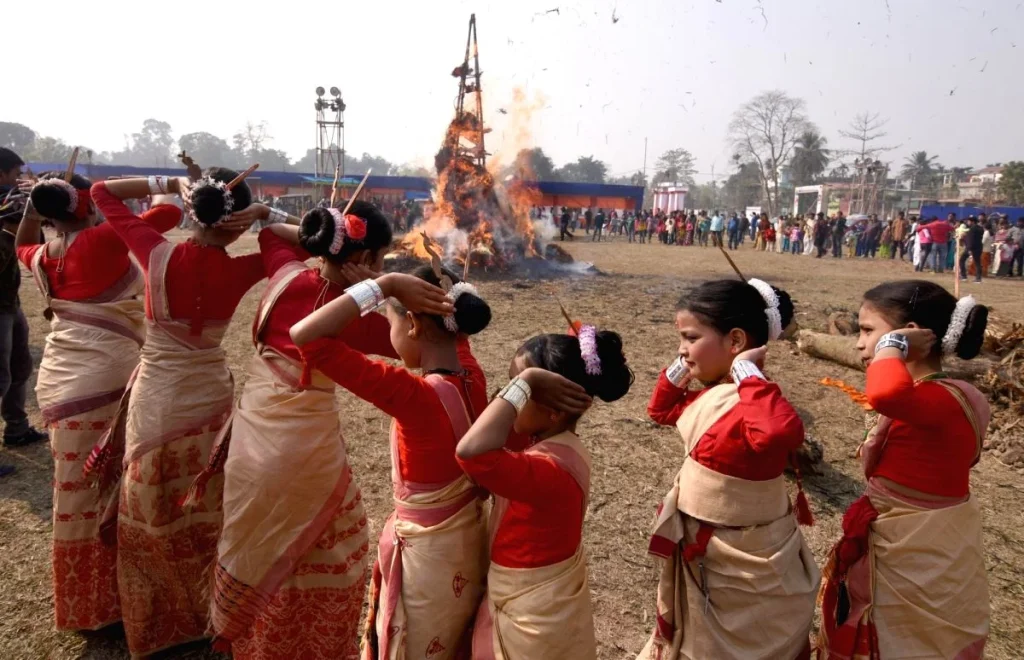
[900,151,939,188]
[790,131,830,185]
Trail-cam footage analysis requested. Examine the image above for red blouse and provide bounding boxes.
[299,335,487,485]
[91,182,265,329]
[16,207,180,301]
[865,358,977,498]
[457,445,584,569]
[647,371,804,480]
[256,231,397,361]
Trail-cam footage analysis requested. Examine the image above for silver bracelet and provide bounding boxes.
[148,175,168,195]
[497,377,532,414]
[665,356,691,387]
[345,279,385,316]
[875,332,909,360]
[267,207,288,224]
[730,359,765,383]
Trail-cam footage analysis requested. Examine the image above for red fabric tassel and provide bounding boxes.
[795,489,814,526]
[790,451,815,526]
[299,360,312,388]
[682,523,714,562]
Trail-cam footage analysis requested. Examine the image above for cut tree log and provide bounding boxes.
[796,330,990,380]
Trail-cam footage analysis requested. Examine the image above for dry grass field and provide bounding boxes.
[2,231,1023,659]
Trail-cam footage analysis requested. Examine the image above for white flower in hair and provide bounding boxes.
[33,178,79,214]
[187,176,234,228]
[747,278,784,340]
[941,295,977,356]
[443,282,479,333]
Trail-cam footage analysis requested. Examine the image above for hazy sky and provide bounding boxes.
[6,0,1023,182]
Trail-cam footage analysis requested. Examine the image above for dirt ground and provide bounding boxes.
[2,231,1024,659]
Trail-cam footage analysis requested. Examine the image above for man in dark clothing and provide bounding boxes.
[0,149,49,460]
[959,216,985,284]
[583,208,592,235]
[865,215,882,258]
[831,212,846,258]
[592,208,605,242]
[813,212,828,258]
[559,207,574,241]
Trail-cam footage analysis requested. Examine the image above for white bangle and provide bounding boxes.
[730,359,765,383]
[345,279,385,316]
[875,332,909,360]
[665,357,691,387]
[148,176,169,195]
[268,207,288,224]
[497,377,532,414]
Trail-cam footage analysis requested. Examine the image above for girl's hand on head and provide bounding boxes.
[378,273,453,316]
[519,368,593,414]
[220,203,270,232]
[894,327,936,361]
[340,263,382,284]
[733,345,767,369]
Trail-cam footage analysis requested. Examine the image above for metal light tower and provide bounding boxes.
[314,86,346,178]
[453,14,487,169]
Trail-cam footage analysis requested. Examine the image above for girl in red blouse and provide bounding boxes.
[14,173,178,632]
[818,281,991,659]
[85,171,267,657]
[206,202,398,659]
[289,265,491,660]
[640,278,818,660]
[456,326,633,659]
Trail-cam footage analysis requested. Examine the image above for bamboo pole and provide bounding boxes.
[226,164,259,190]
[339,169,372,217]
[718,243,746,281]
[64,147,80,182]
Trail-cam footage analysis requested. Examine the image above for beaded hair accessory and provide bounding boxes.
[557,300,602,375]
[187,177,233,228]
[747,278,784,340]
[443,282,479,333]
[33,178,79,214]
[941,295,977,356]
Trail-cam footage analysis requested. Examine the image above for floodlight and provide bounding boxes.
[330,86,341,97]
[316,86,325,97]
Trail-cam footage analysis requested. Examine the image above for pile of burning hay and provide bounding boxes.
[384,13,587,279]
[981,321,1024,468]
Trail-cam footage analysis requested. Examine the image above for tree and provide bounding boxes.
[554,156,608,183]
[397,163,434,178]
[997,161,1024,205]
[232,121,271,159]
[129,119,175,166]
[509,148,555,180]
[608,171,647,187]
[0,122,37,153]
[789,130,830,186]
[250,148,292,171]
[652,148,697,186]
[900,151,939,190]
[178,132,236,169]
[839,112,897,161]
[728,90,812,216]
[722,161,763,210]
[24,136,73,162]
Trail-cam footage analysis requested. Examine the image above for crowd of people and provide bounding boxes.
[0,142,1001,659]
[546,205,1024,281]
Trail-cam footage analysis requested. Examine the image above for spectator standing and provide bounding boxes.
[727,213,740,250]
[831,212,847,258]
[592,208,606,242]
[0,149,48,458]
[959,215,984,283]
[709,210,725,247]
[560,207,574,241]
[1009,217,1024,277]
[890,211,909,260]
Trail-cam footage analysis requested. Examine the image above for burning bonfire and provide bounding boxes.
[386,14,574,275]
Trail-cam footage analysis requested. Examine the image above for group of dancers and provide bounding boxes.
[4,161,993,659]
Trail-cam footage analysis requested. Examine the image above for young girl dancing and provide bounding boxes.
[86,171,265,656]
[817,280,990,659]
[289,266,491,660]
[15,173,178,631]
[201,202,397,659]
[640,279,819,659]
[456,324,633,659]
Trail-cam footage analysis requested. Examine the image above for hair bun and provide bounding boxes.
[30,181,74,220]
[955,303,988,360]
[191,168,252,226]
[769,284,795,330]
[452,291,491,335]
[299,207,336,257]
[588,330,634,402]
